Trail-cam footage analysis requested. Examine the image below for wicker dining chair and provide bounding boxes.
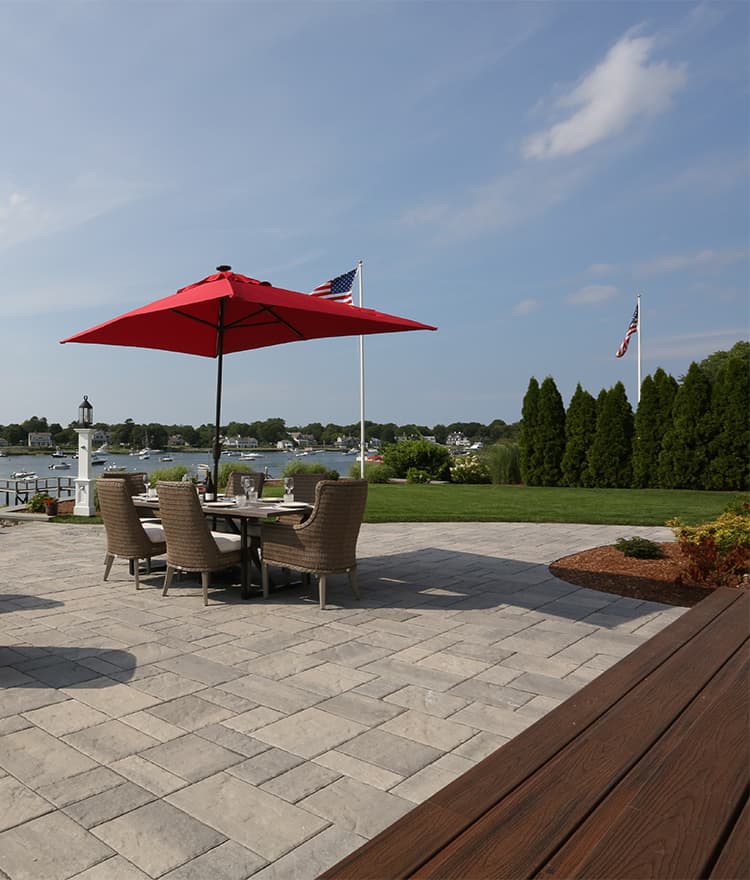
[97,478,166,590]
[260,479,368,609]
[286,472,326,504]
[156,480,243,606]
[225,471,265,498]
[100,471,148,495]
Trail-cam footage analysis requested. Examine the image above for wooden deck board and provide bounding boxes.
[320,588,750,880]
[709,798,750,880]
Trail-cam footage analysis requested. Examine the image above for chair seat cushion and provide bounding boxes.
[143,522,166,544]
[211,532,242,554]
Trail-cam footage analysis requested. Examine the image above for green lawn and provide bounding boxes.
[361,484,741,526]
[50,483,742,527]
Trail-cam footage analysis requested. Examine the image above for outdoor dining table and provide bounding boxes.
[131,494,311,598]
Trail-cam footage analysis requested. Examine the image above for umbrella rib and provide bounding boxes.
[170,308,220,330]
[225,305,307,339]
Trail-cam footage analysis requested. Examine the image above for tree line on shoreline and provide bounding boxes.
[0,416,519,451]
[519,342,749,492]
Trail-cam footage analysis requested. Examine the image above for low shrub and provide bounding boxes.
[406,467,431,484]
[668,504,750,587]
[218,462,255,489]
[450,454,491,484]
[382,440,451,481]
[28,492,54,513]
[148,465,191,486]
[281,461,339,480]
[614,536,664,559]
[350,462,395,483]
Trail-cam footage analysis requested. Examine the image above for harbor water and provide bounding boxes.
[0,449,362,483]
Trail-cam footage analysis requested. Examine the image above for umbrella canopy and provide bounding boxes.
[62,266,436,488]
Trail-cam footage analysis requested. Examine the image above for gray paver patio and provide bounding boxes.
[0,519,683,878]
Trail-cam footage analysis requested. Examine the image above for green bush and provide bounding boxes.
[281,460,338,480]
[350,462,395,483]
[28,492,54,513]
[481,443,520,484]
[614,536,664,559]
[450,454,491,484]
[668,509,750,586]
[218,462,255,489]
[406,467,431,484]
[149,465,191,486]
[382,440,451,480]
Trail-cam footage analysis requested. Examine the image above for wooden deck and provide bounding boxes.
[321,586,749,880]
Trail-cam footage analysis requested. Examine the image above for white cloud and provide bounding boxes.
[566,285,618,305]
[647,329,746,360]
[513,298,539,316]
[523,31,687,159]
[585,262,617,277]
[0,173,152,252]
[399,163,587,242]
[634,247,748,275]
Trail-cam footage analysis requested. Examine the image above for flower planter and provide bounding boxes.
[44,500,59,517]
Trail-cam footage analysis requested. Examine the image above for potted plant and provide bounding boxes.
[44,497,59,516]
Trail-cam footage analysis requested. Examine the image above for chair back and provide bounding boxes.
[100,471,148,496]
[97,477,159,558]
[225,471,264,497]
[289,472,327,504]
[156,481,225,571]
[301,479,368,571]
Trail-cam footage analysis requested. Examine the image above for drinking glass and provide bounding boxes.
[246,486,258,504]
[283,477,294,502]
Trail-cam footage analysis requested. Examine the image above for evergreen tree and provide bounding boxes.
[658,363,712,488]
[703,355,750,490]
[519,377,541,485]
[561,383,597,487]
[586,382,634,487]
[536,377,566,486]
[632,368,678,488]
[654,367,679,439]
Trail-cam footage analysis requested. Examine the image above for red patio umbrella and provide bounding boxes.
[61,266,436,489]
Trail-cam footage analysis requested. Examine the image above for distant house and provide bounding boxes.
[290,432,316,448]
[0,437,8,447]
[28,432,53,448]
[225,436,259,449]
[447,432,470,447]
[169,434,186,447]
[276,439,294,450]
[92,430,110,446]
[334,435,355,450]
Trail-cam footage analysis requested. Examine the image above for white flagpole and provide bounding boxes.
[636,292,642,404]
[358,260,365,478]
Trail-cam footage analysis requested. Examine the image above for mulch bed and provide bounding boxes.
[549,542,715,607]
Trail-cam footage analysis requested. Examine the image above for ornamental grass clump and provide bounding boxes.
[668,497,750,587]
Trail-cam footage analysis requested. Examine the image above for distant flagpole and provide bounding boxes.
[616,295,641,403]
[358,261,365,478]
[636,292,642,404]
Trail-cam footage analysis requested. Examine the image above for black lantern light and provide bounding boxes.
[78,395,93,427]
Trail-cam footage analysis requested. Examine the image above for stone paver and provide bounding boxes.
[0,520,682,879]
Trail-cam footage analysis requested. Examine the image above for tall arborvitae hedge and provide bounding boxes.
[519,377,541,485]
[536,376,566,486]
[561,383,597,487]
[586,381,634,487]
[658,362,712,488]
[632,367,677,488]
[703,355,750,490]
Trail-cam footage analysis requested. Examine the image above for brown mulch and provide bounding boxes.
[549,542,714,607]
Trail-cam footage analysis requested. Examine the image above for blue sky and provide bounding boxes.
[2,1,748,429]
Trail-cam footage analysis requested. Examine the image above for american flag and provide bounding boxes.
[616,303,639,358]
[310,268,357,305]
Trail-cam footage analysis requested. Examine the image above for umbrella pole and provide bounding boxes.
[212,301,225,494]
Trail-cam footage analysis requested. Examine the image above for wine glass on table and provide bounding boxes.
[283,476,294,502]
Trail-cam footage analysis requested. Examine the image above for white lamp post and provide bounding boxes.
[73,395,96,517]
